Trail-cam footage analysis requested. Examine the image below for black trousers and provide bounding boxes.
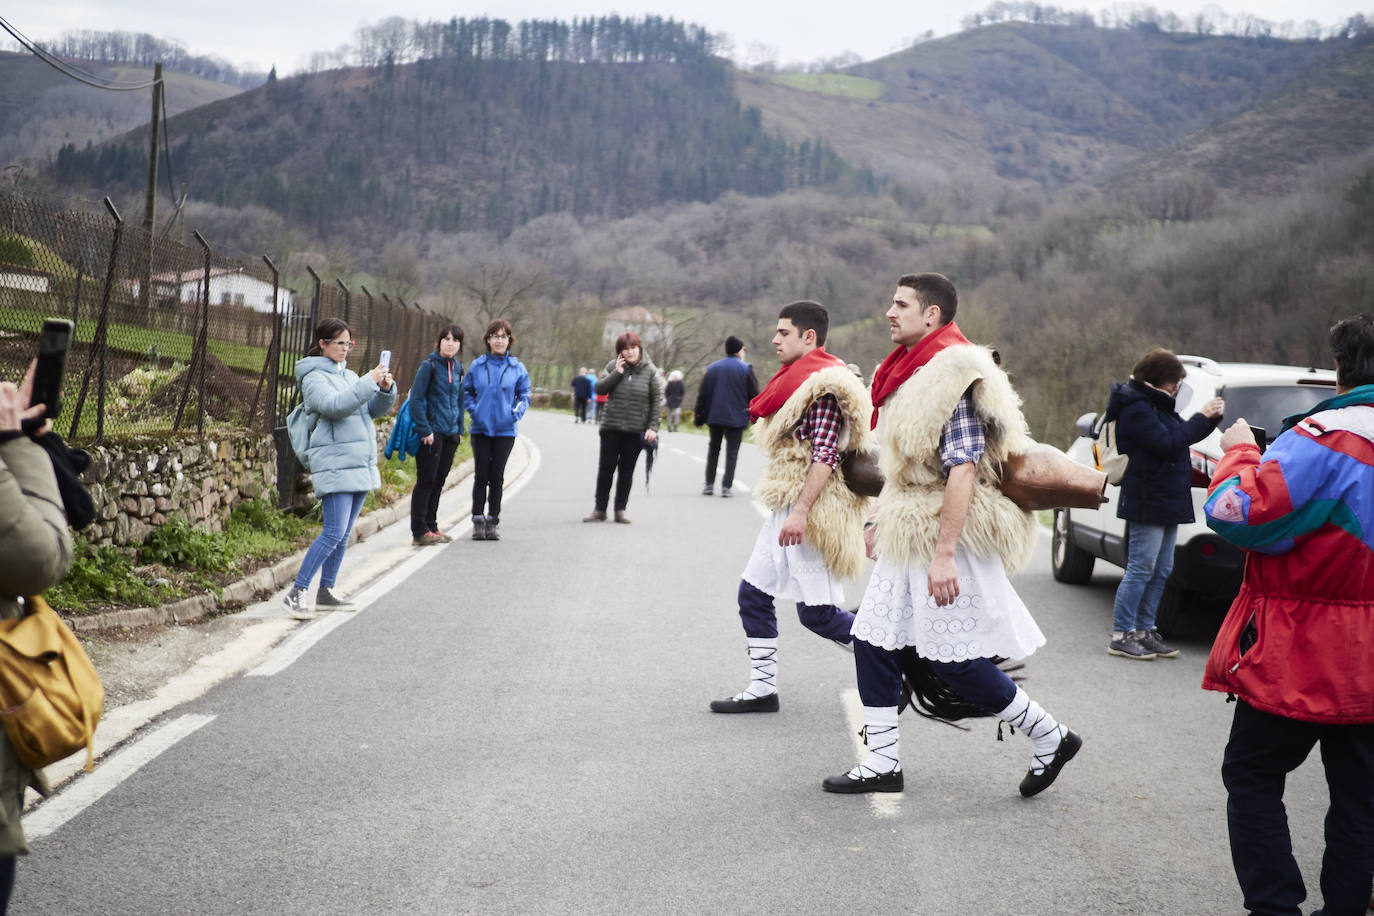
[1221,699,1374,916]
[574,398,589,422]
[410,434,460,538]
[470,434,515,521]
[706,424,745,489]
[595,429,643,511]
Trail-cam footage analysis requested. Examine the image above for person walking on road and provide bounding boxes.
[283,318,396,620]
[463,319,531,542]
[408,324,465,547]
[824,273,1080,797]
[709,302,873,713]
[583,332,662,524]
[695,335,759,498]
[0,360,75,909]
[572,368,593,423]
[664,370,685,432]
[1202,314,1374,916]
[1104,349,1223,660]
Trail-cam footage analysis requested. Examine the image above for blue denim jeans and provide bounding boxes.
[294,491,367,591]
[1111,522,1178,632]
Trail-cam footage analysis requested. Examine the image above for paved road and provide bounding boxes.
[19,410,1331,914]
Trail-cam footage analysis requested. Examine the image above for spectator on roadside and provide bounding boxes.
[572,368,593,423]
[592,366,607,424]
[583,332,662,524]
[283,318,396,619]
[463,319,531,542]
[1104,349,1223,660]
[408,324,465,547]
[664,370,685,432]
[0,361,75,912]
[694,336,759,497]
[1202,314,1374,916]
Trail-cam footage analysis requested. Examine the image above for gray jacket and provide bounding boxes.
[295,356,398,495]
[596,357,662,435]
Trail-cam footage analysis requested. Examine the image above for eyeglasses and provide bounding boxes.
[488,334,510,340]
[327,339,355,348]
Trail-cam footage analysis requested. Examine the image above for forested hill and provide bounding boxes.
[52,18,851,242]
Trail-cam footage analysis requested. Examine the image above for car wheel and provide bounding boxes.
[1051,509,1095,584]
[1154,585,1187,637]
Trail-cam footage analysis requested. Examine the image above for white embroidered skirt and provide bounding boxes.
[741,509,849,608]
[850,545,1045,662]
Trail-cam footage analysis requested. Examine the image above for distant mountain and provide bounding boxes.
[0,51,241,170]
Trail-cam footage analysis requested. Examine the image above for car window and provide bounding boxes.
[1221,384,1337,434]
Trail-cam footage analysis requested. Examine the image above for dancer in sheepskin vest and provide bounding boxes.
[823,273,1082,798]
[708,301,874,714]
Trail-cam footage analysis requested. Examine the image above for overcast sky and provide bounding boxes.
[11,1,1372,74]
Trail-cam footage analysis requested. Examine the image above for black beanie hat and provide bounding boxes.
[725,336,744,355]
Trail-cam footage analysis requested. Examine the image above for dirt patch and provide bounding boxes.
[147,351,264,423]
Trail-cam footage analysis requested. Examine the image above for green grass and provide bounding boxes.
[765,73,886,100]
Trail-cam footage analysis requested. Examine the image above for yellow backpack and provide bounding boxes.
[0,595,104,773]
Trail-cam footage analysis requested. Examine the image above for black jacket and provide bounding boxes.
[694,356,759,428]
[1106,378,1219,525]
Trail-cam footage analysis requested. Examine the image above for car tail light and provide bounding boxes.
[1190,448,1216,488]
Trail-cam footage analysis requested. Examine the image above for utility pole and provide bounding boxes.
[141,61,163,311]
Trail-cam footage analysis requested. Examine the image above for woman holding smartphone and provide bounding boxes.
[283,317,396,619]
[583,332,662,524]
[462,319,531,541]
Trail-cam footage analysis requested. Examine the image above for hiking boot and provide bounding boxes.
[1137,628,1180,658]
[702,484,713,496]
[283,587,314,621]
[315,587,355,610]
[484,519,500,540]
[471,516,487,540]
[1107,632,1157,660]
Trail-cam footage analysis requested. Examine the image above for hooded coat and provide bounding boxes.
[1105,378,1219,525]
[294,356,397,495]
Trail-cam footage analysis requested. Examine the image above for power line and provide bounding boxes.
[0,14,162,91]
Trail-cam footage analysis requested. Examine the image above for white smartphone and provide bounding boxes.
[379,350,391,369]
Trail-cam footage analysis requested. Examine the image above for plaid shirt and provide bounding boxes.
[939,388,985,472]
[794,393,842,469]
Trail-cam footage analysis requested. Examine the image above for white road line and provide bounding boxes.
[249,441,544,677]
[840,688,902,818]
[27,714,216,842]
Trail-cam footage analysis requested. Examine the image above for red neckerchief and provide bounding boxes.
[749,347,846,423]
[869,321,972,429]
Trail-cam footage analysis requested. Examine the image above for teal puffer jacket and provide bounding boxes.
[295,356,398,495]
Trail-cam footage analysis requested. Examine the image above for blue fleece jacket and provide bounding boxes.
[463,353,531,437]
[409,350,465,438]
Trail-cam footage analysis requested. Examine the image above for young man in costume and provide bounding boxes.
[823,273,1081,795]
[709,301,874,713]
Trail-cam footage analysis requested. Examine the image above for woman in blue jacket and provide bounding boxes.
[1103,348,1223,660]
[463,319,531,541]
[283,317,396,619]
[408,324,465,547]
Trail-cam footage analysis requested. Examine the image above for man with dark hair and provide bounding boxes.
[709,302,874,713]
[694,335,759,497]
[824,273,1080,796]
[1202,314,1374,916]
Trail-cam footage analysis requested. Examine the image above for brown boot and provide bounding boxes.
[614,511,631,524]
[582,509,607,522]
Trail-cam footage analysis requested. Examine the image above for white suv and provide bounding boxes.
[1051,357,1338,634]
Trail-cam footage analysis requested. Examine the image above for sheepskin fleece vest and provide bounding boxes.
[754,365,874,581]
[873,344,1039,573]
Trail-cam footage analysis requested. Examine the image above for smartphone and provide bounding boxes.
[1250,425,1267,453]
[379,350,391,369]
[30,318,73,420]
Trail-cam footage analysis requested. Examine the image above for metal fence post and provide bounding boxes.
[68,198,123,442]
[251,255,282,432]
[359,285,376,368]
[175,231,212,433]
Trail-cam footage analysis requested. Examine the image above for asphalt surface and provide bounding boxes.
[18,410,1333,915]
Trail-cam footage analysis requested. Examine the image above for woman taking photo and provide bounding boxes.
[583,332,662,524]
[283,318,396,619]
[1104,348,1223,660]
[463,319,530,541]
[409,324,465,547]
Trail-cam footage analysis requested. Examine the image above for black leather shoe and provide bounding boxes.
[709,693,779,713]
[1019,729,1082,798]
[822,769,904,794]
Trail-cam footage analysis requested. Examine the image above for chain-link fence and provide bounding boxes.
[0,188,447,446]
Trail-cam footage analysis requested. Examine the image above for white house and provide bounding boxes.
[602,306,674,351]
[0,262,51,293]
[132,267,293,313]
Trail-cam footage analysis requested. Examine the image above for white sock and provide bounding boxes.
[996,687,1066,775]
[847,705,900,777]
[734,638,777,699]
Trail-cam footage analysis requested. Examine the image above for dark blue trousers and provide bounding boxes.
[737,579,854,643]
[854,639,1017,711]
[1222,700,1374,916]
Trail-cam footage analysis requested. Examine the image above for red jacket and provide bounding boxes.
[1201,397,1374,724]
